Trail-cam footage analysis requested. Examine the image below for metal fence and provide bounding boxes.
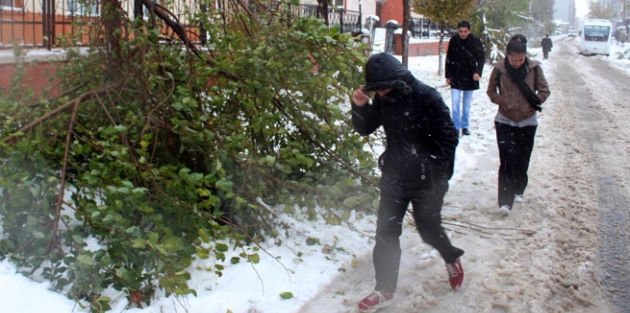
[0,0,200,49]
[408,18,457,39]
[409,17,439,39]
[327,7,360,33]
[0,0,361,50]
[257,2,360,33]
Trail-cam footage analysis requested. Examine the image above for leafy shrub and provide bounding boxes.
[0,3,379,311]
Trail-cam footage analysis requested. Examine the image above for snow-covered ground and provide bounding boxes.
[1,36,629,313]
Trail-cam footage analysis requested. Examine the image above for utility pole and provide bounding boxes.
[625,0,628,38]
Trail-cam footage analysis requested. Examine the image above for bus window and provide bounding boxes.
[584,26,610,42]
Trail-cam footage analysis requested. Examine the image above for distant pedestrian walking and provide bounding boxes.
[445,21,486,136]
[541,35,553,60]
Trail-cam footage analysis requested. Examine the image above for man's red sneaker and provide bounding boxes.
[357,291,394,313]
[446,258,464,290]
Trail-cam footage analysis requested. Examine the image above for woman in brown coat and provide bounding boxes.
[486,38,551,216]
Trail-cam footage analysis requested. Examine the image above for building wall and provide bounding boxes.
[394,35,449,56]
[0,60,61,97]
[554,0,577,29]
[554,0,571,21]
[379,1,403,25]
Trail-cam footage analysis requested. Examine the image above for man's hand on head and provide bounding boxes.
[352,87,371,107]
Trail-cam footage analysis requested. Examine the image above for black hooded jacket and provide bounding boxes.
[352,53,458,187]
[445,33,485,90]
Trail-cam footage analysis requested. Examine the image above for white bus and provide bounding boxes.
[580,19,613,56]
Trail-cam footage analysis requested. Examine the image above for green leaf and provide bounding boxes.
[125,226,139,234]
[32,231,46,239]
[306,237,320,246]
[197,249,210,259]
[155,245,169,256]
[247,253,260,264]
[76,254,94,268]
[148,232,159,244]
[72,234,84,244]
[279,291,294,300]
[163,237,184,252]
[111,125,128,134]
[132,238,146,249]
[215,243,229,252]
[195,188,210,197]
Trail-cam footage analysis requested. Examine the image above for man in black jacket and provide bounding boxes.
[351,53,465,313]
[541,35,553,59]
[445,20,485,136]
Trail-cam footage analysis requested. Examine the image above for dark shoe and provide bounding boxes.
[446,258,464,289]
[357,291,394,313]
[462,128,471,136]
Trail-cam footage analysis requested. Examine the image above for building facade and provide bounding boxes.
[554,0,577,28]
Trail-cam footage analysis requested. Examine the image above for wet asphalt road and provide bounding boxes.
[554,37,630,312]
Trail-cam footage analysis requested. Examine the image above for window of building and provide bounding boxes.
[67,0,100,16]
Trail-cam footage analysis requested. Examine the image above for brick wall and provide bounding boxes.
[0,38,446,99]
[0,57,62,97]
[394,35,449,56]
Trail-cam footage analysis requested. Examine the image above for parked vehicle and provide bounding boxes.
[580,19,613,56]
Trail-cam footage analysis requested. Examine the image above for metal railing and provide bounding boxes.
[409,18,456,39]
[1,0,362,50]
[409,17,435,39]
[327,8,360,33]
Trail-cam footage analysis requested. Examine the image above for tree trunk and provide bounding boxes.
[438,26,444,76]
[103,0,122,76]
[402,0,410,67]
[318,0,329,26]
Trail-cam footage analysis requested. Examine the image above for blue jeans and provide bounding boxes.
[450,89,473,130]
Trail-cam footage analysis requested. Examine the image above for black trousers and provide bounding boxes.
[373,180,464,293]
[495,122,537,209]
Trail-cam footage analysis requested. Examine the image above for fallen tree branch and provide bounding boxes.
[140,0,240,81]
[443,216,536,236]
[403,208,537,238]
[2,82,121,145]
[49,97,79,256]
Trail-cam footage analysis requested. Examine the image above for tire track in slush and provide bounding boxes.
[555,44,630,312]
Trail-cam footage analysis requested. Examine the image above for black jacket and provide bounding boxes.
[352,54,458,187]
[541,37,553,51]
[445,33,485,90]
